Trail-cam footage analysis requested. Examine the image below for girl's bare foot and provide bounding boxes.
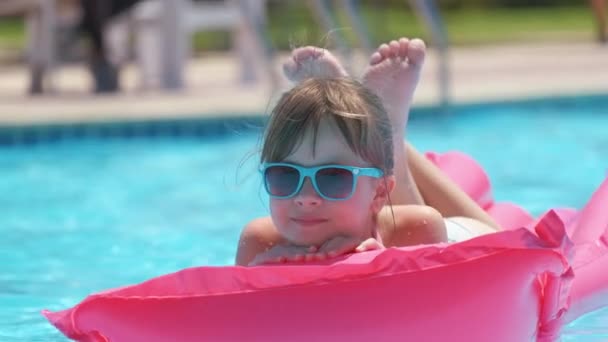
[362,38,426,134]
[283,46,348,82]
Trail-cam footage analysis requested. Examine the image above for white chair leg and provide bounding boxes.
[133,0,162,90]
[105,12,132,69]
[26,0,57,94]
[234,0,277,88]
[26,9,44,94]
[159,0,187,89]
[233,0,259,84]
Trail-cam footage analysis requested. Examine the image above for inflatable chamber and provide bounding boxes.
[43,151,608,342]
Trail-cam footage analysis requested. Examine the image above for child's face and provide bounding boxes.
[269,119,391,246]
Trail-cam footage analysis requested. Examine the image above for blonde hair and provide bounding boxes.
[261,78,394,174]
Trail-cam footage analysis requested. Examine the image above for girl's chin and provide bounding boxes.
[284,230,327,247]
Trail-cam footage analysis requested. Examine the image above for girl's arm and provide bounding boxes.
[404,142,501,230]
[235,217,281,266]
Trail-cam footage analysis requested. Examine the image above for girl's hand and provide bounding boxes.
[355,237,385,253]
[248,237,385,266]
[312,236,385,260]
[248,244,317,266]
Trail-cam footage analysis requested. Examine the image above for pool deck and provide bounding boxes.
[0,41,607,126]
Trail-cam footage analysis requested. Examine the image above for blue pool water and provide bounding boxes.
[1,95,607,341]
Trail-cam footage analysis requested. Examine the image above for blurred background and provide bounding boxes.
[0,0,607,116]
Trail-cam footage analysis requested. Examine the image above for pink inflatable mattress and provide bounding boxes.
[43,151,608,342]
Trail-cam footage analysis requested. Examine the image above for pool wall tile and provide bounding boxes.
[0,94,605,147]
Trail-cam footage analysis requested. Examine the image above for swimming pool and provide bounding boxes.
[1,95,607,341]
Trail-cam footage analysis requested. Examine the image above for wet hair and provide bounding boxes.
[261,77,394,175]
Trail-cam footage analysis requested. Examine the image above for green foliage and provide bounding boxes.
[440,0,587,9]
[0,18,26,49]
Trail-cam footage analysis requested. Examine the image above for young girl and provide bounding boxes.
[237,38,500,266]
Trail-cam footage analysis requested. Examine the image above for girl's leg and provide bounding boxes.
[361,39,499,231]
[405,142,500,230]
[361,38,425,206]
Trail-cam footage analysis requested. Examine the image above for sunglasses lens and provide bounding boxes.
[264,165,300,197]
[315,167,354,199]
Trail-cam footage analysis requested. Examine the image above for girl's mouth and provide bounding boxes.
[291,218,328,226]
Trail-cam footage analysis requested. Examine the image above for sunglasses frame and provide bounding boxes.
[260,162,384,201]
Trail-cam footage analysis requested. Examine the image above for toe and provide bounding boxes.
[389,40,400,58]
[292,46,316,63]
[282,62,294,77]
[398,37,410,58]
[310,47,325,59]
[407,39,427,65]
[378,44,391,59]
[369,51,383,65]
[282,57,299,80]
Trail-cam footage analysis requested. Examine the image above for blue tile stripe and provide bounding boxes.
[0,116,266,146]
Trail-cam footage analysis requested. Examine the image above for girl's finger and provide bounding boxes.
[314,252,328,261]
[291,254,304,262]
[304,253,316,262]
[327,250,339,258]
[275,256,286,263]
[355,244,369,252]
[329,238,359,256]
[320,236,347,253]
[355,238,384,252]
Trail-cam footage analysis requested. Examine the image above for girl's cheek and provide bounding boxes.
[269,199,289,219]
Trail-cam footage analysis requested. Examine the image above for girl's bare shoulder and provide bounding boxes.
[235,217,283,266]
[378,205,447,247]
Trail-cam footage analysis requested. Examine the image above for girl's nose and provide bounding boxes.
[294,178,321,207]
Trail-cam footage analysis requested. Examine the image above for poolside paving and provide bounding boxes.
[0,41,607,126]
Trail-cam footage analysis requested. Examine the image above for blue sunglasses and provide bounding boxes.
[261,163,383,201]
